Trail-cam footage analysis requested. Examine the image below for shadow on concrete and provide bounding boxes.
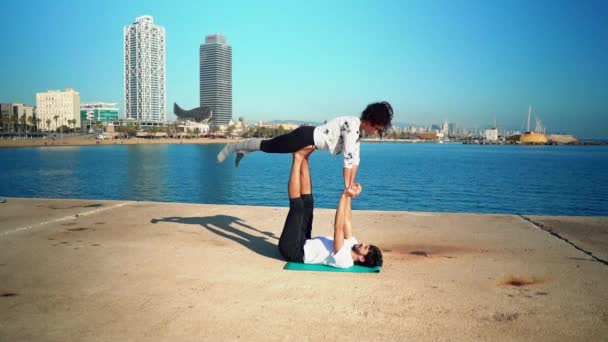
[150,215,283,261]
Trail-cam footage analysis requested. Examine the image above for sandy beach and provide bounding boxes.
[0,137,228,148]
[1,198,606,341]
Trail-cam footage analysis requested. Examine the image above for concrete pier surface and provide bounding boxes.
[1,198,607,341]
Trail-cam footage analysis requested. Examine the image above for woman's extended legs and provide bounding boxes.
[216,126,315,167]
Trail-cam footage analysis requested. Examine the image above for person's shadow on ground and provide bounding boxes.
[151,215,283,261]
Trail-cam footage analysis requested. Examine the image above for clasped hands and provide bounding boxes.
[344,183,363,198]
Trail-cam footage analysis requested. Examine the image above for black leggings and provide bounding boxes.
[278,195,314,262]
[260,126,316,153]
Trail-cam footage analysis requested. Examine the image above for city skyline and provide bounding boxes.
[1,0,606,138]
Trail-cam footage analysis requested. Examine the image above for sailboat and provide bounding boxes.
[519,106,548,144]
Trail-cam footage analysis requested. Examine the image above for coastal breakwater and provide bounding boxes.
[1,198,606,341]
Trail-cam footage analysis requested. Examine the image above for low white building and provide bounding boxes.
[36,88,81,131]
[441,121,449,136]
[255,121,300,130]
[178,120,209,135]
[484,128,498,141]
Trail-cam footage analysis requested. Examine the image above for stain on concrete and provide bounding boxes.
[38,203,103,210]
[91,244,100,247]
[381,243,471,259]
[535,292,548,296]
[493,312,519,322]
[67,227,89,232]
[1,292,17,297]
[94,222,106,225]
[501,275,543,287]
[61,222,77,226]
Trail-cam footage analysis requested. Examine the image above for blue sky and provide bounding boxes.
[1,0,607,138]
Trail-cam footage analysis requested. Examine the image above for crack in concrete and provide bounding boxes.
[519,215,608,266]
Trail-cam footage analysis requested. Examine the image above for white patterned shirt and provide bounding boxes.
[313,116,361,169]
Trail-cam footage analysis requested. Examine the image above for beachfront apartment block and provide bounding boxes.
[200,34,232,126]
[36,88,80,132]
[123,15,166,125]
[0,103,35,132]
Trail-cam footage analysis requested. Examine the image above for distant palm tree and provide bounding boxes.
[53,115,59,132]
[18,114,26,136]
[35,118,41,132]
[8,116,16,133]
[27,116,34,136]
[226,125,235,138]
[1,116,8,132]
[46,119,51,132]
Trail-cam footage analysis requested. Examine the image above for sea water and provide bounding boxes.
[0,143,606,216]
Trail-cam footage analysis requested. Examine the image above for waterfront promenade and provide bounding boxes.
[1,198,607,341]
[0,137,227,148]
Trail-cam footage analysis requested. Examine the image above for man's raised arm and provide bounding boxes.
[343,165,359,189]
[333,185,358,253]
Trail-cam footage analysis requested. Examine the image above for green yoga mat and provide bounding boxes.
[284,262,381,273]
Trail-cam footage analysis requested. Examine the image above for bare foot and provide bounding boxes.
[296,145,315,158]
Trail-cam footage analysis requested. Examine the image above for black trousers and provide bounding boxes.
[278,194,314,262]
[260,126,316,153]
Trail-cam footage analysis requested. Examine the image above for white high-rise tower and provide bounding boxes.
[124,15,166,124]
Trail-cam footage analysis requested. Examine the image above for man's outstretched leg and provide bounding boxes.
[299,147,315,239]
[278,151,306,262]
[277,146,315,261]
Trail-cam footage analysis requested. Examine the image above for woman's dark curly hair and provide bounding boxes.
[360,101,393,129]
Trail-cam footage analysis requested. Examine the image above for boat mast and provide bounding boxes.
[527,105,531,132]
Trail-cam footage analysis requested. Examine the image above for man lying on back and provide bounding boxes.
[277,146,383,268]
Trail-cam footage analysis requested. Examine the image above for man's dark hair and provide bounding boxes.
[360,101,393,129]
[356,245,383,268]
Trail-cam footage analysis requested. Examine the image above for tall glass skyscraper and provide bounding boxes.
[200,34,232,126]
[123,15,166,124]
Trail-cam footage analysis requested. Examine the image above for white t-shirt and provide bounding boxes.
[313,116,361,169]
[303,236,359,268]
